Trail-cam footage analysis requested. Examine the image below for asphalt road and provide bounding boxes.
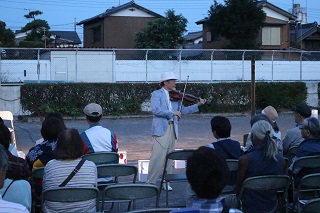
[13,113,295,162]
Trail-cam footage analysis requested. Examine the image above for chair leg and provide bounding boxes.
[166,181,169,207]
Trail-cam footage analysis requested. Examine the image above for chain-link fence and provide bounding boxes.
[1,48,320,84]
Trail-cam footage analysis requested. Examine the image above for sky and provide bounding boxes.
[0,0,319,43]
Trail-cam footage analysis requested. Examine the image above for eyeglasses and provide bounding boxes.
[299,119,311,130]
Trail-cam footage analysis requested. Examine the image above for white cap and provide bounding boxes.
[160,72,178,82]
[83,103,102,117]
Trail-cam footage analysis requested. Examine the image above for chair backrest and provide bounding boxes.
[97,164,138,183]
[292,156,320,171]
[166,149,194,161]
[127,208,178,213]
[82,152,119,165]
[301,198,320,213]
[285,146,299,164]
[32,167,44,179]
[226,159,239,172]
[0,111,14,122]
[102,183,159,211]
[299,173,320,189]
[240,175,290,192]
[42,187,100,210]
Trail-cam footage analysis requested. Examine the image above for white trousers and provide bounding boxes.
[146,123,176,184]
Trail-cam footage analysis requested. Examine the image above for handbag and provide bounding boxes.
[59,159,86,187]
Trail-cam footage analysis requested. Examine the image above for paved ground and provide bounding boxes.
[10,112,295,211]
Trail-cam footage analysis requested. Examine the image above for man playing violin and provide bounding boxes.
[146,71,206,190]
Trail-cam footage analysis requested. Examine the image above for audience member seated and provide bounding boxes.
[242,113,283,153]
[81,103,118,154]
[26,117,65,169]
[0,145,31,213]
[186,116,242,206]
[0,117,19,157]
[35,112,67,145]
[226,120,285,213]
[0,123,31,181]
[171,146,242,213]
[283,104,311,155]
[42,128,97,213]
[289,117,320,181]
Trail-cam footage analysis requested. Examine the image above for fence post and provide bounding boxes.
[179,49,182,80]
[242,51,246,81]
[75,48,78,82]
[145,49,149,83]
[0,48,2,86]
[251,55,256,117]
[300,51,303,81]
[271,50,275,82]
[210,49,214,83]
[37,49,40,83]
[112,49,115,82]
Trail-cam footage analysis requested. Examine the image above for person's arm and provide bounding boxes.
[234,155,249,195]
[111,132,118,152]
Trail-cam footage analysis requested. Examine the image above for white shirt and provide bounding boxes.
[162,88,172,111]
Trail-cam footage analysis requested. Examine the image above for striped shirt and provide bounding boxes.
[81,124,118,153]
[43,159,97,213]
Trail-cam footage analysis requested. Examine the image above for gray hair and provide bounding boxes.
[251,120,278,161]
[0,145,8,172]
[302,117,320,137]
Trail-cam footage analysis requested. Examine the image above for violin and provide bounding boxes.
[169,90,200,102]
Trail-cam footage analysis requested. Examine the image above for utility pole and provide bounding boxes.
[74,18,77,31]
[42,28,47,48]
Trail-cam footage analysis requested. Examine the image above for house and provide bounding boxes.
[49,31,81,48]
[290,21,320,50]
[196,0,297,50]
[77,0,162,48]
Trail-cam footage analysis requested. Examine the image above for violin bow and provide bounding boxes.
[178,75,189,112]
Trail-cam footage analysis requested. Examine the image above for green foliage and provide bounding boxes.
[24,10,43,21]
[0,21,15,47]
[20,82,307,116]
[135,9,187,49]
[207,0,266,49]
[19,40,45,48]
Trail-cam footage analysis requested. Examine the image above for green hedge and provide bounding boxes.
[20,82,307,116]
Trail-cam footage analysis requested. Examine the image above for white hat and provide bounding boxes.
[160,72,178,82]
[262,106,278,122]
[83,103,102,117]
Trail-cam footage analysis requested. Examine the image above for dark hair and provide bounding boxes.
[0,145,8,172]
[0,117,3,124]
[0,124,11,150]
[211,116,231,138]
[54,129,84,160]
[41,117,65,141]
[250,114,273,127]
[45,112,66,129]
[186,146,229,199]
[302,117,320,137]
[160,81,165,87]
[86,115,102,123]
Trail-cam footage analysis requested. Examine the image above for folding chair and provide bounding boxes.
[0,111,16,147]
[295,173,320,213]
[41,187,100,212]
[32,167,45,213]
[291,156,320,204]
[97,164,138,211]
[159,149,194,207]
[221,159,239,195]
[127,208,178,213]
[102,183,159,212]
[238,175,290,213]
[301,198,320,213]
[284,146,299,167]
[82,152,119,165]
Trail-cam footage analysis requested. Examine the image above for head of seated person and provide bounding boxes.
[187,146,229,199]
[54,129,84,160]
[300,117,320,139]
[0,123,11,150]
[211,116,231,139]
[41,117,66,141]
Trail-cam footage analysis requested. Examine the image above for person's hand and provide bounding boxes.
[173,111,181,119]
[197,98,206,106]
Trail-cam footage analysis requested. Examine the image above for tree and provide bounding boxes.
[135,9,187,49]
[207,0,266,49]
[20,11,50,48]
[0,21,15,47]
[24,10,43,21]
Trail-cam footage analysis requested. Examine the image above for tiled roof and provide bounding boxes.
[77,1,162,25]
[184,31,203,41]
[50,31,81,44]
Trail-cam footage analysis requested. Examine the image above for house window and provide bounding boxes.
[262,27,280,45]
[92,26,101,42]
[206,31,212,42]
